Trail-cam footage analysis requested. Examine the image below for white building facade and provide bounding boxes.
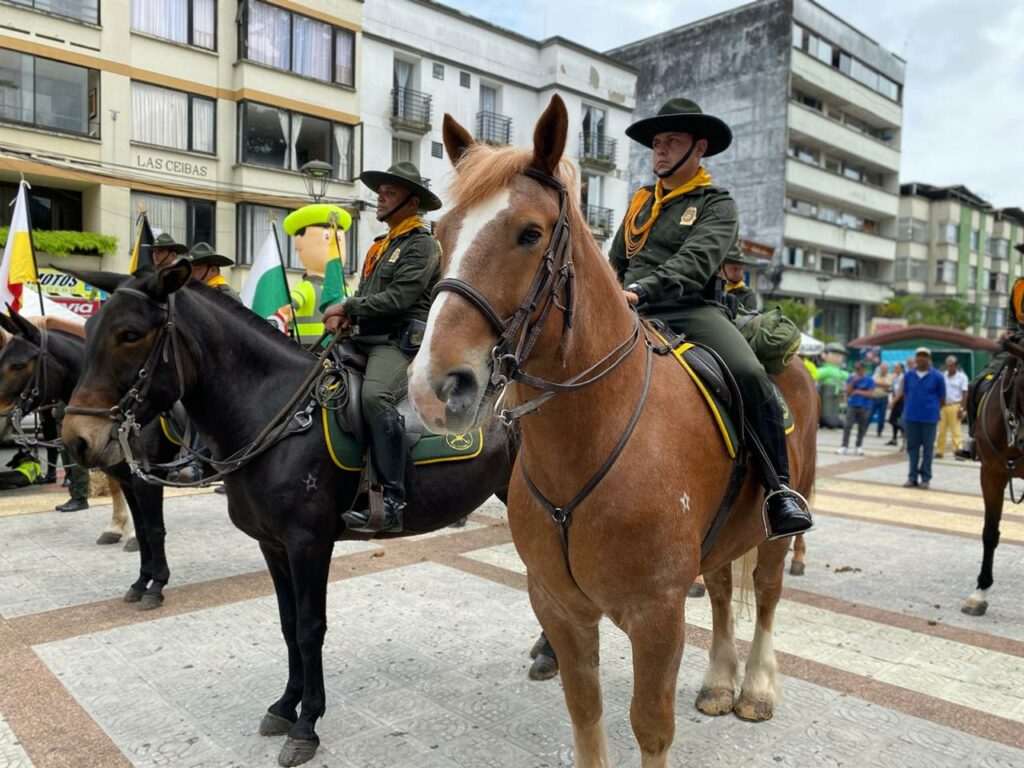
[358,0,636,265]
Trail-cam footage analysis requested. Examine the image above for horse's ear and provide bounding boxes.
[5,307,40,345]
[0,312,19,337]
[531,94,569,176]
[443,113,475,167]
[151,258,192,301]
[60,268,130,295]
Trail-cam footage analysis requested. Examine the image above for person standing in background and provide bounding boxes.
[886,362,906,447]
[836,360,875,456]
[935,355,969,458]
[869,362,892,438]
[902,347,946,489]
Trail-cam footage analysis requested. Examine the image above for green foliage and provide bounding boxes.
[0,228,118,258]
[763,298,818,330]
[876,294,979,330]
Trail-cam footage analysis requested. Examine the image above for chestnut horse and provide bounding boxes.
[962,340,1024,616]
[409,96,817,767]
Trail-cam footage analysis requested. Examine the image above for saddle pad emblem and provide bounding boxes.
[388,248,402,263]
[680,206,697,226]
[445,433,473,450]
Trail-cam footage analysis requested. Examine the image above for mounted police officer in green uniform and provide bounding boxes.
[323,162,442,533]
[609,98,813,539]
[721,250,759,313]
[188,243,242,303]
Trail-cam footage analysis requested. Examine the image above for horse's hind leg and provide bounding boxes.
[962,466,1006,616]
[696,564,738,716]
[789,533,806,576]
[624,597,687,768]
[735,539,788,721]
[96,476,129,545]
[530,581,610,768]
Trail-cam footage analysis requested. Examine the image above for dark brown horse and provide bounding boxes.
[962,340,1024,616]
[409,95,818,767]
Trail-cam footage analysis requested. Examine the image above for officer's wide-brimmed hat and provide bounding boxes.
[824,342,847,354]
[141,232,188,254]
[282,204,354,237]
[359,162,442,212]
[625,98,732,157]
[188,242,234,268]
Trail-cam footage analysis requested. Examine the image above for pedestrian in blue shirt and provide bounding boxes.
[836,360,876,455]
[901,347,946,488]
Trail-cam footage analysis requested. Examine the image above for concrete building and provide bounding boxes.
[896,182,1024,339]
[0,0,363,298]
[610,0,904,341]
[358,0,636,261]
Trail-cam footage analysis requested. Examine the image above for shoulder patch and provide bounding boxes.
[708,199,738,221]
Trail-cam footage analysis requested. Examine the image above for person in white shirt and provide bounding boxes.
[936,355,969,457]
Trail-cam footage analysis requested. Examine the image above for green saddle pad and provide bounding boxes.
[322,407,484,472]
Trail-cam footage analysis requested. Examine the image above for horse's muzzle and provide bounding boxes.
[409,363,486,435]
[62,414,121,468]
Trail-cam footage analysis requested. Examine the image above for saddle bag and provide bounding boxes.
[734,308,801,375]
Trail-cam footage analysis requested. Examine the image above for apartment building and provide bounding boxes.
[610,0,904,341]
[358,0,636,260]
[0,0,362,294]
[896,182,1024,338]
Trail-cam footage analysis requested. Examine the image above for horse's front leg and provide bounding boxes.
[258,541,303,738]
[122,492,154,603]
[277,540,334,768]
[962,465,1007,616]
[131,481,169,610]
[695,563,738,716]
[735,539,788,721]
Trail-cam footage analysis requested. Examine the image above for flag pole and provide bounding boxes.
[20,178,45,318]
[270,218,301,343]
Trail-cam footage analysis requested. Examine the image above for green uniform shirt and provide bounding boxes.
[345,227,440,342]
[727,282,757,312]
[609,184,739,324]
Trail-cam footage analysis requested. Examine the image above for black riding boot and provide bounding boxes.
[748,397,814,540]
[343,409,407,533]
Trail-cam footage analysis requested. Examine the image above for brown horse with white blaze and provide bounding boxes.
[409,95,817,767]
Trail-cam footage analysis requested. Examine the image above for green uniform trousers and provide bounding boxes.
[56,404,89,500]
[359,343,412,420]
[657,303,775,415]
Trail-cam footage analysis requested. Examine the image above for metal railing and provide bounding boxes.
[476,110,513,145]
[390,88,432,133]
[584,204,615,236]
[579,132,616,166]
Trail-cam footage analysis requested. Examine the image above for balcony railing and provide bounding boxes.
[584,204,615,238]
[476,111,513,145]
[390,88,432,134]
[579,132,616,170]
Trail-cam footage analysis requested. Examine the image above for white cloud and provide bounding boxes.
[443,0,1024,208]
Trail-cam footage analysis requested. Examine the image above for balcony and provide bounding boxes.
[390,88,432,135]
[787,103,899,172]
[579,132,616,171]
[784,214,896,261]
[785,158,899,219]
[584,204,614,238]
[790,49,902,128]
[476,111,513,146]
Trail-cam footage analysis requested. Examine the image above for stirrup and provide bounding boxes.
[762,486,814,541]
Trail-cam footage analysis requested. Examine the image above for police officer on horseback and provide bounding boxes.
[323,162,442,532]
[609,98,813,539]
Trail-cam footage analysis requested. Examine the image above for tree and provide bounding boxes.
[763,298,818,332]
[876,294,979,330]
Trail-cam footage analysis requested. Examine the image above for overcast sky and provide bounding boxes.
[444,0,1023,209]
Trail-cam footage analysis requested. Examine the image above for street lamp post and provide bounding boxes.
[299,160,334,202]
[816,273,832,336]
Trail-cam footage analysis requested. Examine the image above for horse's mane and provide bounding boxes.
[186,281,314,360]
[449,144,580,217]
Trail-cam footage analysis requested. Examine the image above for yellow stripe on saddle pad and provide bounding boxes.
[159,415,184,446]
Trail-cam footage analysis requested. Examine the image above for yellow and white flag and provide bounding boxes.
[0,180,39,311]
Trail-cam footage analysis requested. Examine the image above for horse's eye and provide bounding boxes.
[118,330,143,344]
[8,362,25,372]
[518,229,542,247]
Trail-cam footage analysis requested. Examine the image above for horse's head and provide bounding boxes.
[409,95,577,434]
[0,310,47,419]
[62,260,194,468]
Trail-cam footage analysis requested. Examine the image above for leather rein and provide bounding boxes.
[432,166,652,560]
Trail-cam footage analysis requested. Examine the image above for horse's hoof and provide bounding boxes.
[259,712,295,737]
[695,686,735,716]
[528,653,559,681]
[123,586,144,603]
[278,736,319,767]
[961,600,988,617]
[138,592,164,611]
[123,538,139,552]
[96,531,122,545]
[789,560,806,577]
[688,583,706,599]
[734,695,774,722]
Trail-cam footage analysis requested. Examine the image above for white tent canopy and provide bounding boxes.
[798,332,824,357]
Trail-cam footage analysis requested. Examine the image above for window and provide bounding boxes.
[0,49,100,136]
[239,102,354,180]
[970,229,980,252]
[130,191,215,247]
[787,197,816,217]
[982,268,991,291]
[242,0,355,87]
[990,271,1006,293]
[0,182,82,231]
[460,71,471,88]
[131,0,215,50]
[968,269,977,290]
[894,258,927,282]
[817,204,838,224]
[391,138,413,164]
[898,218,928,243]
[132,82,215,154]
[581,173,603,209]
[792,89,823,112]
[936,260,956,284]
[431,141,443,159]
[839,256,859,276]
[792,24,901,103]
[992,238,1010,259]
[9,0,99,23]
[783,244,807,268]
[432,63,444,80]
[237,203,358,274]
[787,143,818,164]
[986,307,1006,328]
[939,221,959,244]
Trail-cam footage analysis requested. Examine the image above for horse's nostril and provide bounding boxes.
[441,370,480,415]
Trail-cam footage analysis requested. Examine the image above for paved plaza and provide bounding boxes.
[0,430,1022,767]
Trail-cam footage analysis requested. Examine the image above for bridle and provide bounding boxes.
[982,338,1024,502]
[0,328,65,455]
[432,165,653,561]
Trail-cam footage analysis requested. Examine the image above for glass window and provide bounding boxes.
[0,50,99,136]
[817,205,838,224]
[460,71,471,88]
[244,1,355,87]
[788,198,816,217]
[819,253,836,273]
[581,104,607,138]
[788,143,818,164]
[335,29,355,87]
[968,269,977,290]
[191,97,215,154]
[783,245,806,268]
[241,102,289,168]
[970,229,980,251]
[939,221,959,244]
[292,15,332,81]
[982,268,992,290]
[791,24,803,49]
[239,101,352,179]
[11,0,99,24]
[246,0,291,70]
[897,218,928,243]
[0,49,34,126]
[992,238,1010,259]
[291,113,331,168]
[432,63,444,80]
[130,191,215,247]
[837,52,852,74]
[0,182,82,231]
[131,0,215,50]
[392,138,413,164]
[935,260,956,284]
[132,81,215,154]
[839,256,859,276]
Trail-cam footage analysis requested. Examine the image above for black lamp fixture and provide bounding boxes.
[300,160,334,202]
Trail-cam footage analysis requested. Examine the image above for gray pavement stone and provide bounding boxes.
[0,715,35,768]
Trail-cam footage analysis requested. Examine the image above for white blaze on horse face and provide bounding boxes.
[413,190,512,407]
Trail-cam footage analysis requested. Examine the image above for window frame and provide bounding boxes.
[0,49,100,138]
[131,80,217,155]
[130,0,218,51]
[129,190,216,248]
[9,0,100,24]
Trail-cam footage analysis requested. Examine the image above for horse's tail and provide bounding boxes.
[732,547,758,620]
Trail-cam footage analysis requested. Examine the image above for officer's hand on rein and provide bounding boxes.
[323,303,350,334]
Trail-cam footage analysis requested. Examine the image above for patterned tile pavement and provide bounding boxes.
[0,430,1022,767]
